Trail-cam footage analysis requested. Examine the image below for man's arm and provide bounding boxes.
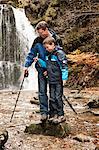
[24,45,38,77]
[25,36,43,67]
[24,47,37,67]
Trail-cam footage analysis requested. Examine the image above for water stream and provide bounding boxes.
[0,4,38,91]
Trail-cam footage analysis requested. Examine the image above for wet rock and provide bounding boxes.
[73,134,91,142]
[87,96,99,108]
[33,96,38,100]
[32,108,40,113]
[25,121,71,138]
[0,127,8,148]
[30,99,39,105]
[90,109,99,116]
[0,0,9,4]
[95,146,99,150]
[12,90,17,94]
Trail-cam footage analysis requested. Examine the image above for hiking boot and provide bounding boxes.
[48,114,58,123]
[52,115,66,124]
[40,114,48,122]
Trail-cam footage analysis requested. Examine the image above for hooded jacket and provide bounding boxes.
[38,46,68,84]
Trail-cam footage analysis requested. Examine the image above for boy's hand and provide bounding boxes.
[43,71,47,76]
[33,57,38,62]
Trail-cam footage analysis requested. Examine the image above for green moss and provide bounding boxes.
[25,121,71,137]
[45,7,57,18]
[7,0,19,7]
[50,0,60,7]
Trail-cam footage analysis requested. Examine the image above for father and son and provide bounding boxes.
[24,21,68,124]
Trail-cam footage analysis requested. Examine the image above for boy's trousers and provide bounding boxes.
[49,83,64,116]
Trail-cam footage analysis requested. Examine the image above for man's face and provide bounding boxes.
[37,28,49,38]
[44,43,55,52]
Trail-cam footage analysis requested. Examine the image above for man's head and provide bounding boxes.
[35,21,50,39]
[43,36,56,52]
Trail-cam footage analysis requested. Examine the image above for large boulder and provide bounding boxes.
[87,96,99,108]
[0,127,8,148]
[25,121,71,138]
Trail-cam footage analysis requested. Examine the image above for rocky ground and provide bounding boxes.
[0,88,99,150]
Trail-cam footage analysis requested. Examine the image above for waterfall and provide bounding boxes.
[0,4,38,91]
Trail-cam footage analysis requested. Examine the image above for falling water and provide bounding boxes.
[12,6,38,91]
[0,4,38,91]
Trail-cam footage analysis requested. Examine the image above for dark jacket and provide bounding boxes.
[38,46,68,84]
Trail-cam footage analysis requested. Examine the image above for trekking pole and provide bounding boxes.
[10,77,25,122]
[63,94,77,115]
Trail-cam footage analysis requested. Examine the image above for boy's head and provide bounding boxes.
[43,36,56,52]
[35,21,49,39]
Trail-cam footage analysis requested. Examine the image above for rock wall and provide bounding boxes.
[23,0,99,53]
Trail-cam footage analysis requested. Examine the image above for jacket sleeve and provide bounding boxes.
[57,50,68,80]
[38,58,47,68]
[24,47,37,67]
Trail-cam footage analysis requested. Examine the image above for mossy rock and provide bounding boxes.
[25,121,71,138]
[0,128,8,148]
[45,7,57,19]
[50,0,60,7]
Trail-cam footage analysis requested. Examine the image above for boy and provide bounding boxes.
[38,36,68,123]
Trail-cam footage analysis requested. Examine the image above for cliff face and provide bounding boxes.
[0,0,99,52]
[24,0,99,53]
[1,0,99,53]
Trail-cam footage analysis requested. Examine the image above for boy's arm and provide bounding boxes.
[37,59,47,77]
[57,50,68,81]
[37,58,47,68]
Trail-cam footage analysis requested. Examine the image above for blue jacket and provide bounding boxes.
[24,43,46,73]
[24,29,62,72]
[38,47,68,83]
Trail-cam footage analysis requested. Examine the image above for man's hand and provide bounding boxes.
[24,68,29,77]
[43,71,47,76]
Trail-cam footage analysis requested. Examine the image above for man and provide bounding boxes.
[24,21,62,122]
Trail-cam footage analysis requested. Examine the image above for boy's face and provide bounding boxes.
[44,43,55,52]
